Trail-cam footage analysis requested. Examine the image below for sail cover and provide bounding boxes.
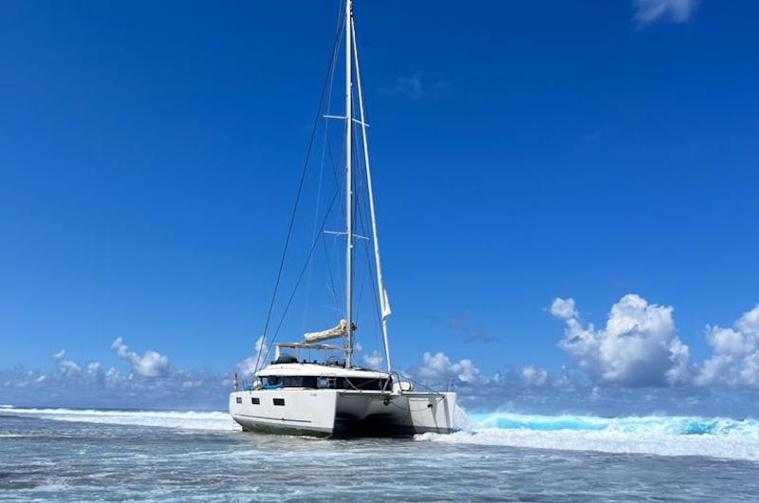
[304,319,356,343]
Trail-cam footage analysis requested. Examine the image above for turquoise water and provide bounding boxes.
[468,411,759,437]
[2,407,759,502]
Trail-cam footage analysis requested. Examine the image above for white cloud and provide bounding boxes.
[111,337,170,378]
[352,341,384,370]
[553,294,692,386]
[395,73,425,99]
[362,351,383,369]
[388,74,451,100]
[104,367,121,384]
[737,305,759,334]
[417,351,484,384]
[521,365,548,387]
[3,344,233,409]
[550,298,578,320]
[57,359,81,376]
[634,0,698,25]
[51,349,82,376]
[697,305,759,387]
[238,335,268,378]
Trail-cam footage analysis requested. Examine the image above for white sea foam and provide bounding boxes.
[0,407,237,431]
[4,407,759,461]
[468,411,759,436]
[418,411,759,462]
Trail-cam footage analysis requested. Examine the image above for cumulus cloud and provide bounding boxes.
[238,336,268,379]
[697,305,759,387]
[553,294,692,386]
[363,350,384,369]
[551,295,759,390]
[550,298,578,320]
[56,359,82,376]
[416,351,485,384]
[351,342,385,369]
[111,338,170,377]
[521,365,548,387]
[51,349,82,377]
[10,299,759,413]
[634,0,698,25]
[3,346,227,409]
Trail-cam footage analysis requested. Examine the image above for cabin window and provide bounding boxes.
[273,398,285,407]
[235,397,242,404]
[337,377,392,391]
[251,397,260,405]
[263,376,319,388]
[282,376,318,388]
[263,376,281,386]
[318,377,333,389]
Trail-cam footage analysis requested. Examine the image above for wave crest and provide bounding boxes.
[469,412,759,437]
[419,411,759,462]
[0,407,237,431]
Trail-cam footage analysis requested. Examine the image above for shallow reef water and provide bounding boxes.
[1,407,758,502]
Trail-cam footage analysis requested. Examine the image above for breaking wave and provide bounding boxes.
[4,407,759,461]
[469,412,759,437]
[419,411,759,462]
[0,407,237,431]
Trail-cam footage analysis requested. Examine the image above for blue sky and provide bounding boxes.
[2,0,759,410]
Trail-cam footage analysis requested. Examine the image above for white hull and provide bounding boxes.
[230,389,457,438]
[229,1,459,440]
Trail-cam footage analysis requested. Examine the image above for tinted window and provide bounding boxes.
[273,398,285,406]
[282,376,318,388]
[251,397,260,405]
[260,376,391,390]
[235,397,242,404]
[337,377,392,390]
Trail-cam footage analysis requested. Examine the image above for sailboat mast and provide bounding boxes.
[351,17,392,373]
[344,0,355,368]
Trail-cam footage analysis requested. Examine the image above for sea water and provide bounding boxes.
[1,407,758,502]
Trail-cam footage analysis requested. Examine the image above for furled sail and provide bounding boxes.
[381,287,392,320]
[304,319,357,343]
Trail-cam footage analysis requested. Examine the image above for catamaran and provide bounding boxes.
[229,0,457,438]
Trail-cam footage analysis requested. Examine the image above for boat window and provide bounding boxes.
[273,398,285,406]
[262,376,284,389]
[235,397,242,404]
[281,376,318,388]
[317,377,334,389]
[337,377,392,390]
[263,375,369,389]
[251,397,260,405]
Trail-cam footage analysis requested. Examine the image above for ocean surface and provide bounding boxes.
[2,407,759,502]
